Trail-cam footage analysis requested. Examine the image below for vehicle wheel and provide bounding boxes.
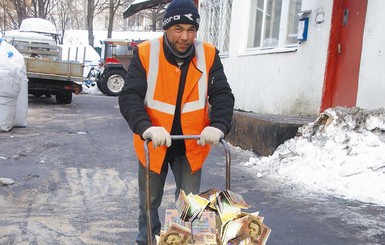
[101,69,126,96]
[96,79,106,94]
[56,91,72,104]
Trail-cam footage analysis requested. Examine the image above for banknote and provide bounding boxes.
[159,223,192,245]
[190,233,217,245]
[242,214,271,245]
[221,214,249,244]
[227,235,252,245]
[164,209,217,235]
[198,188,221,210]
[160,189,271,245]
[176,190,210,222]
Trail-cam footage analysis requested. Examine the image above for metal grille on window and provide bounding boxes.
[198,0,233,54]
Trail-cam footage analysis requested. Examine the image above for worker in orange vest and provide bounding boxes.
[119,0,234,243]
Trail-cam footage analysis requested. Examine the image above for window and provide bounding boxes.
[198,0,233,54]
[248,0,302,49]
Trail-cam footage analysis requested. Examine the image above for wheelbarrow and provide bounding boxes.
[144,135,232,244]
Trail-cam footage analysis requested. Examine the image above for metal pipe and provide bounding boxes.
[144,138,153,244]
[221,138,231,190]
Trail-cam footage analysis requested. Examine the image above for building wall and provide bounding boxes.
[221,0,385,115]
[356,0,385,109]
[221,0,333,116]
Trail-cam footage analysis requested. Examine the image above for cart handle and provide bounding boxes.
[143,135,231,244]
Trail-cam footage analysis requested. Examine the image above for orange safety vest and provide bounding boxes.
[133,37,216,174]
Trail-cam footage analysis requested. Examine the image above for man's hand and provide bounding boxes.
[198,126,224,146]
[142,126,171,148]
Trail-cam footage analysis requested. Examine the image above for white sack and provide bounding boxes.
[14,72,28,127]
[0,38,25,131]
[0,96,18,131]
[9,43,28,127]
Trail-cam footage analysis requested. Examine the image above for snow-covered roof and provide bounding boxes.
[4,30,57,45]
[19,18,58,35]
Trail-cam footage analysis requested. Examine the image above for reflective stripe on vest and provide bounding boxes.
[145,38,207,114]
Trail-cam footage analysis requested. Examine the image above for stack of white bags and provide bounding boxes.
[0,35,28,132]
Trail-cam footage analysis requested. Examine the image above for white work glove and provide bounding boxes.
[198,126,224,146]
[142,126,171,148]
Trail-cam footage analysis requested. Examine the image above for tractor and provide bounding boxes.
[96,39,139,96]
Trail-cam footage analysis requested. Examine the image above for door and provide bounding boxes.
[322,0,368,110]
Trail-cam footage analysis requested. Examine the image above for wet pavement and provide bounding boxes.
[1,94,384,244]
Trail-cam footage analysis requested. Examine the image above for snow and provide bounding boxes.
[239,107,385,207]
[4,18,385,207]
[19,18,57,35]
[60,45,100,64]
[64,30,163,47]
[62,29,163,94]
[81,84,103,95]
[132,0,152,4]
[4,30,57,45]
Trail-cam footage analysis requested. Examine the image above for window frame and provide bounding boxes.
[246,0,302,55]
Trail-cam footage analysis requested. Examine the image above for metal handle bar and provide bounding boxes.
[143,135,231,244]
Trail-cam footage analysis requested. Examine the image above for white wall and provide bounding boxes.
[356,0,385,109]
[222,0,333,115]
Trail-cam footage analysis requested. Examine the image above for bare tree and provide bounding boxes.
[0,0,57,30]
[29,0,52,18]
[87,0,95,46]
[124,3,168,32]
[0,0,17,32]
[1,0,168,45]
[144,6,166,31]
[87,0,113,46]
[99,0,131,38]
[50,0,73,44]
[2,0,28,28]
[107,0,120,38]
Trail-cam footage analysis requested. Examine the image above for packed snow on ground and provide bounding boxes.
[239,107,385,206]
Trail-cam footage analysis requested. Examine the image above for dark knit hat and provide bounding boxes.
[162,0,200,30]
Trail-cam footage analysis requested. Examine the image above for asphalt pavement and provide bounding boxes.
[1,94,384,244]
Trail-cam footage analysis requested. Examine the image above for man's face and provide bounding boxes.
[249,221,261,239]
[165,233,181,245]
[165,24,196,53]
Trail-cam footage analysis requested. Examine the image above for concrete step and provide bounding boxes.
[226,111,317,156]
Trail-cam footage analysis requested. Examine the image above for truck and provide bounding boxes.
[96,39,140,96]
[4,18,84,104]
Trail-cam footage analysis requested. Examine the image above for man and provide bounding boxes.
[119,0,234,243]
[162,232,184,245]
[248,219,262,243]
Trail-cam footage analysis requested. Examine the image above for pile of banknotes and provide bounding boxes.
[156,188,271,245]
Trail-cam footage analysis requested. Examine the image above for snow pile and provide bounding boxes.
[243,107,385,206]
[81,83,102,95]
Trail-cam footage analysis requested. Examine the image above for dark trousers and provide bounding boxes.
[136,155,202,244]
